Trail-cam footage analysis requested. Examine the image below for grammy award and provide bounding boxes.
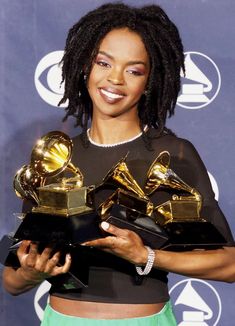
[0,134,229,289]
[18,130,88,215]
[96,156,169,248]
[144,151,228,250]
[0,131,103,289]
[96,151,228,250]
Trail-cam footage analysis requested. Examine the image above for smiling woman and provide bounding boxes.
[2,2,235,326]
[87,28,150,143]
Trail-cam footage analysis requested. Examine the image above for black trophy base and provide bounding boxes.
[161,221,228,251]
[0,206,230,289]
[0,210,104,289]
[106,205,169,249]
[0,235,90,289]
[106,205,230,251]
[13,210,103,245]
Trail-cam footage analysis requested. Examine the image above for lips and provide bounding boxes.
[98,87,126,104]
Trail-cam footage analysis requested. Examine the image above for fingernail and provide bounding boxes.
[101,221,109,230]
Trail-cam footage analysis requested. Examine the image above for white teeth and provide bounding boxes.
[100,89,124,99]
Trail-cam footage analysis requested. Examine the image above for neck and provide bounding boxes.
[89,119,142,145]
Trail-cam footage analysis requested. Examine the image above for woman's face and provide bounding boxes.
[87,28,150,121]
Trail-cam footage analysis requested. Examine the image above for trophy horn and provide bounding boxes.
[13,164,45,204]
[30,131,83,187]
[101,155,149,201]
[144,151,171,195]
[144,151,201,202]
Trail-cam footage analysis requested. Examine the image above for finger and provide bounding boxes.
[40,246,54,260]
[36,247,55,272]
[60,253,72,273]
[102,222,144,246]
[17,240,31,258]
[17,240,31,265]
[101,221,132,238]
[44,251,60,274]
[83,236,116,248]
[52,253,72,276]
[28,242,39,256]
[26,243,39,267]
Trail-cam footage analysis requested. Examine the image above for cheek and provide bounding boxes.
[88,66,106,86]
[87,73,96,90]
[129,81,147,98]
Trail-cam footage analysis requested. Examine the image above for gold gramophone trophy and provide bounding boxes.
[27,130,89,215]
[12,131,103,244]
[144,150,202,224]
[96,156,169,248]
[98,155,153,217]
[95,151,228,250]
[1,131,102,289]
[143,151,227,250]
[13,164,45,205]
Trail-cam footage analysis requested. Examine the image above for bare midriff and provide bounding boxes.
[50,295,166,319]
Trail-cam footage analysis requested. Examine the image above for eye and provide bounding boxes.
[95,60,111,68]
[127,69,144,76]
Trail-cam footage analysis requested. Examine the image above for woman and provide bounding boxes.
[3,3,235,325]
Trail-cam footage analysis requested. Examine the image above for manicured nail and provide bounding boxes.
[66,253,71,260]
[101,221,110,230]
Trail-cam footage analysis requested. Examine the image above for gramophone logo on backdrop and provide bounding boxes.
[169,279,222,325]
[177,52,221,109]
[34,50,67,107]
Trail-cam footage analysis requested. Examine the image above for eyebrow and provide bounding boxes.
[98,51,147,66]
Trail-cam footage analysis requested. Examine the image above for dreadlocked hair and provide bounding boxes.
[59,2,185,145]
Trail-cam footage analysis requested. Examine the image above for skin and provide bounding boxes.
[2,27,235,319]
[85,222,235,283]
[87,27,150,145]
[3,241,71,295]
[3,28,164,318]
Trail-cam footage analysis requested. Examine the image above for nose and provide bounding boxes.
[107,68,124,85]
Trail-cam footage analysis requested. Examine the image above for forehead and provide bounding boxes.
[98,28,149,62]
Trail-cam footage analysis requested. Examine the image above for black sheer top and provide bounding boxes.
[49,129,233,303]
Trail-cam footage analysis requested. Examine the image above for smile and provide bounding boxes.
[100,88,125,99]
[98,88,126,104]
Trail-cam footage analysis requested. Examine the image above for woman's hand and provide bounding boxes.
[83,222,148,266]
[17,240,71,284]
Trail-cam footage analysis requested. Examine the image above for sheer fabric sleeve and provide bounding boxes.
[169,138,234,244]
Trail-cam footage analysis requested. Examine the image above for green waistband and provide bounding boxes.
[41,301,177,326]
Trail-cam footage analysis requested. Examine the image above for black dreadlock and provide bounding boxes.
[59,2,185,146]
